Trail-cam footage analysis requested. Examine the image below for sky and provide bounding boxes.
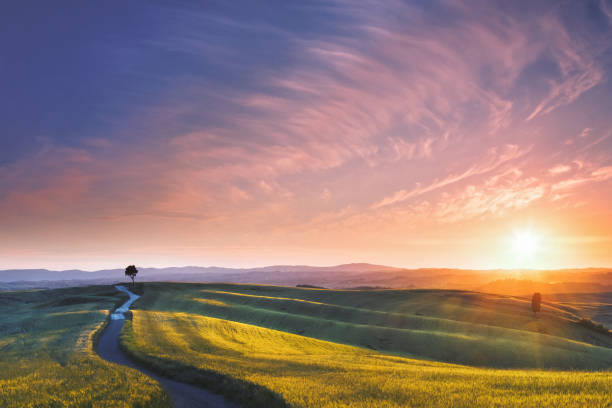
[1,0,612,270]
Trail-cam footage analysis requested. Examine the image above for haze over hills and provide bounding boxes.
[1,263,611,295]
[0,263,400,283]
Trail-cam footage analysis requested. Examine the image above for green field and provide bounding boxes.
[0,286,169,408]
[121,283,612,407]
[1,282,611,407]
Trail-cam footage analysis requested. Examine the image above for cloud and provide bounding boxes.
[371,144,529,209]
[591,166,612,179]
[431,177,545,224]
[549,164,572,174]
[525,16,605,121]
[551,165,612,192]
[2,1,612,268]
[579,127,593,138]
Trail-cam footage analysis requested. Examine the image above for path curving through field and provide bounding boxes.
[97,285,239,408]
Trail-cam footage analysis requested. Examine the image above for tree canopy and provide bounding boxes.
[125,265,138,287]
[531,292,541,315]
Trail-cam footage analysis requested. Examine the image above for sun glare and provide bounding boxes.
[512,230,540,258]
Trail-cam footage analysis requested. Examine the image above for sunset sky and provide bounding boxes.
[2,1,612,270]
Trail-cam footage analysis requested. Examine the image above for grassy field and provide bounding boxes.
[122,282,612,407]
[132,283,612,369]
[0,285,169,408]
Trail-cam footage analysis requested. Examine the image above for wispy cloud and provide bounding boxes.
[549,164,572,175]
[371,145,529,209]
[525,16,605,121]
[1,0,612,268]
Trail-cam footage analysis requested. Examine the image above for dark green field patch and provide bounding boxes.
[0,285,170,408]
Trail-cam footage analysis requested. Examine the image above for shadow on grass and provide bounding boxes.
[119,317,290,408]
[575,318,611,336]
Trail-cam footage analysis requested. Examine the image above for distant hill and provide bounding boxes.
[0,263,403,284]
[1,264,611,295]
[479,279,612,295]
[250,263,403,273]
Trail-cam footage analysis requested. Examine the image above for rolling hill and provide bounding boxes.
[120,282,612,407]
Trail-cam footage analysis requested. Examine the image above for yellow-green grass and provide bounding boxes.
[0,286,169,408]
[133,283,612,369]
[123,308,612,408]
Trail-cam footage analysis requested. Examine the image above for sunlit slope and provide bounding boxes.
[134,283,612,369]
[124,308,612,408]
[0,286,169,408]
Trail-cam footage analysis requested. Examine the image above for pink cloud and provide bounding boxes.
[371,144,529,209]
[430,177,545,224]
[2,1,612,269]
[551,165,612,192]
[579,127,593,138]
[549,164,572,174]
[525,17,604,121]
[591,166,612,179]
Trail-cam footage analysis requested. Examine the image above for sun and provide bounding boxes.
[512,230,541,258]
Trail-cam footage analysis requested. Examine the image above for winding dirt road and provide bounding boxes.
[97,285,239,408]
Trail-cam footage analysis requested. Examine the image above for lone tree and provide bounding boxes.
[125,265,138,288]
[531,292,542,316]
